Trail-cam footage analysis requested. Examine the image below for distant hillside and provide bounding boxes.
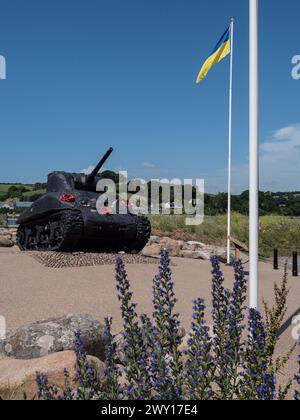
[1,181,300,217]
[205,191,300,216]
[0,183,46,203]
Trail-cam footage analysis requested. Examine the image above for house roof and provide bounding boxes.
[15,201,33,208]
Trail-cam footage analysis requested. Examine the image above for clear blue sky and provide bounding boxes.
[0,0,299,192]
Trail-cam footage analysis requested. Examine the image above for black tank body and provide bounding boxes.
[17,148,151,253]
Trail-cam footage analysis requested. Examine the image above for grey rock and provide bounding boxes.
[193,250,211,260]
[148,236,161,245]
[180,250,210,260]
[0,236,14,248]
[182,241,206,252]
[86,355,107,386]
[180,250,198,259]
[0,351,106,400]
[0,314,106,361]
[142,243,162,256]
[186,241,206,249]
[160,237,184,257]
[214,249,231,263]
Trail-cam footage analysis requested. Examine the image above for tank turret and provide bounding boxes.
[86,147,114,184]
[46,147,114,193]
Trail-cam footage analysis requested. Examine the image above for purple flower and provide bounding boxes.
[294,338,300,400]
[242,309,276,400]
[210,256,232,396]
[102,317,123,400]
[185,298,214,399]
[115,257,151,399]
[36,251,299,401]
[36,371,58,400]
[151,250,183,399]
[74,329,100,400]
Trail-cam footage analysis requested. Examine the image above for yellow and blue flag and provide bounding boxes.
[196,26,231,84]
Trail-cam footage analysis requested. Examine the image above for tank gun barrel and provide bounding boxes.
[86,147,114,183]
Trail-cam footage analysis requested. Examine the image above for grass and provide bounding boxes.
[0,214,6,226]
[0,184,34,200]
[149,213,300,258]
[0,184,45,202]
[0,184,34,192]
[21,189,45,199]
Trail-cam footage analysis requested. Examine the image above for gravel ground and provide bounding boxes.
[28,251,159,268]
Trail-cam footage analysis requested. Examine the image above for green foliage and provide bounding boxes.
[1,181,300,217]
[0,183,46,203]
[263,265,297,385]
[32,183,47,191]
[205,190,300,216]
[0,213,6,226]
[20,190,45,201]
[150,213,300,257]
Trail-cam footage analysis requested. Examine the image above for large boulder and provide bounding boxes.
[142,243,162,257]
[148,236,161,245]
[214,248,230,263]
[142,238,185,257]
[142,236,230,261]
[0,314,106,361]
[180,250,211,260]
[183,241,206,251]
[160,237,184,257]
[0,351,106,400]
[0,236,14,248]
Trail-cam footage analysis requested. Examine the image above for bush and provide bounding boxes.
[36,252,300,400]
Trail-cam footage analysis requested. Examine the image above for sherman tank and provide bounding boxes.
[17,148,151,253]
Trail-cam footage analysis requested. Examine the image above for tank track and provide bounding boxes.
[126,216,151,254]
[17,210,83,252]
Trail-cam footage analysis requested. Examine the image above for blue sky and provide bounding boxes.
[0,0,299,192]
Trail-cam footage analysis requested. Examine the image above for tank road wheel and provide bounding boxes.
[36,224,51,250]
[17,211,84,252]
[17,225,36,250]
[16,225,26,250]
[50,210,84,252]
[126,216,151,254]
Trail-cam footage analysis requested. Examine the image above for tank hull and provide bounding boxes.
[17,193,151,253]
[17,148,151,253]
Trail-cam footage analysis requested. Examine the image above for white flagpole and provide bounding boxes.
[227,18,234,265]
[249,0,259,309]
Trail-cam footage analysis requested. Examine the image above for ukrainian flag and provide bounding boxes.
[196,26,231,84]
